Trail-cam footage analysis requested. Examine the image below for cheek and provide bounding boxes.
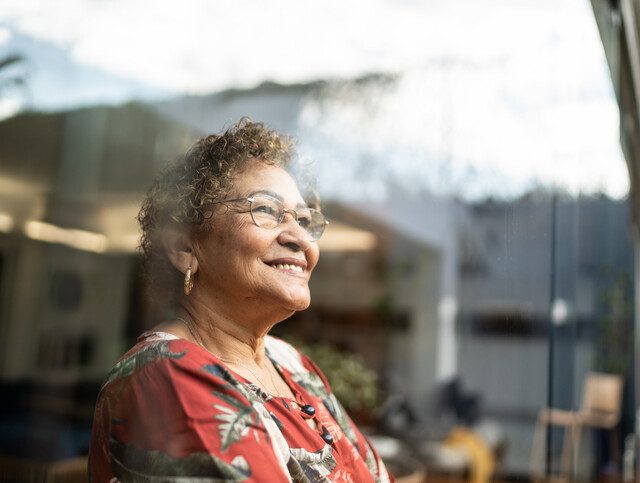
[230,232,275,273]
[212,218,264,254]
[307,246,320,273]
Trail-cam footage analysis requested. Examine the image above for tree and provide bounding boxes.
[0,54,26,98]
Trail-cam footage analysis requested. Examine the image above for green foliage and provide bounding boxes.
[594,271,633,376]
[296,341,379,414]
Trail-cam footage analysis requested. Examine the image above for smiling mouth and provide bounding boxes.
[267,263,305,273]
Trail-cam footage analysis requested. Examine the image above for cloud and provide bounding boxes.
[0,0,628,198]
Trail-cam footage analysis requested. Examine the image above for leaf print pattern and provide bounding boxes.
[109,439,251,482]
[103,341,186,387]
[202,363,264,405]
[290,371,327,400]
[213,397,255,451]
[90,334,392,483]
[291,371,358,446]
[265,336,308,373]
[315,404,343,444]
[205,364,292,476]
[271,411,285,431]
[286,458,312,483]
[248,399,292,478]
[272,343,358,446]
[289,445,336,469]
[333,468,356,483]
[287,446,336,483]
[265,337,391,480]
[364,444,379,481]
[324,394,358,446]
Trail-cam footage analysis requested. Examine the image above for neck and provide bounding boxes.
[179,293,278,365]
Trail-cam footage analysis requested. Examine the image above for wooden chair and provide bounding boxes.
[530,372,623,481]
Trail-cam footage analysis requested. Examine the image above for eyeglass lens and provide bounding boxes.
[249,195,326,240]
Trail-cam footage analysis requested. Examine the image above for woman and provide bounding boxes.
[89,120,393,482]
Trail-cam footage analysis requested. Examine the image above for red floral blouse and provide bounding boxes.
[89,332,393,482]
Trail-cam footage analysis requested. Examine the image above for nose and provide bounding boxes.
[282,208,301,224]
[279,211,313,251]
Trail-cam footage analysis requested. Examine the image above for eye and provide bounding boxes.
[296,207,314,226]
[297,213,312,228]
[250,197,282,220]
[254,204,277,216]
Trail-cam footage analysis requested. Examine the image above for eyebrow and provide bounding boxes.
[250,190,308,209]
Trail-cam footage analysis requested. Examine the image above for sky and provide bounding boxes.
[0,0,630,199]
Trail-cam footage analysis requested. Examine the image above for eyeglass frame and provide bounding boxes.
[205,193,329,241]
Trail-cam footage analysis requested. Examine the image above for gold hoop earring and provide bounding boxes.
[184,266,194,295]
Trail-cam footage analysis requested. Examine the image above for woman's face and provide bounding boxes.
[193,164,320,316]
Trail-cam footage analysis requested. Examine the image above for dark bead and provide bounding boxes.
[321,430,334,444]
[301,404,316,416]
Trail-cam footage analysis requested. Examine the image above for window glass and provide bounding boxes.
[0,2,633,480]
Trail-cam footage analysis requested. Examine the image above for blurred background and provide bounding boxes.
[0,0,638,481]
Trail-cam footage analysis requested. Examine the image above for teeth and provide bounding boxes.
[270,263,303,273]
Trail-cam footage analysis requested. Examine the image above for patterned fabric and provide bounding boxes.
[89,332,393,482]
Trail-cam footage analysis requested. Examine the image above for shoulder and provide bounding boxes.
[101,334,188,386]
[90,334,291,482]
[99,333,258,413]
[101,334,209,393]
[93,333,264,452]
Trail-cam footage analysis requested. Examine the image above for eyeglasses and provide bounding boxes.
[210,194,328,241]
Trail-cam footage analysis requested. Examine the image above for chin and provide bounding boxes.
[260,284,311,314]
[281,293,311,312]
[272,301,307,323]
[293,300,311,311]
[282,298,310,312]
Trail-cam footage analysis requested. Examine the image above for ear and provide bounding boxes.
[162,227,199,275]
